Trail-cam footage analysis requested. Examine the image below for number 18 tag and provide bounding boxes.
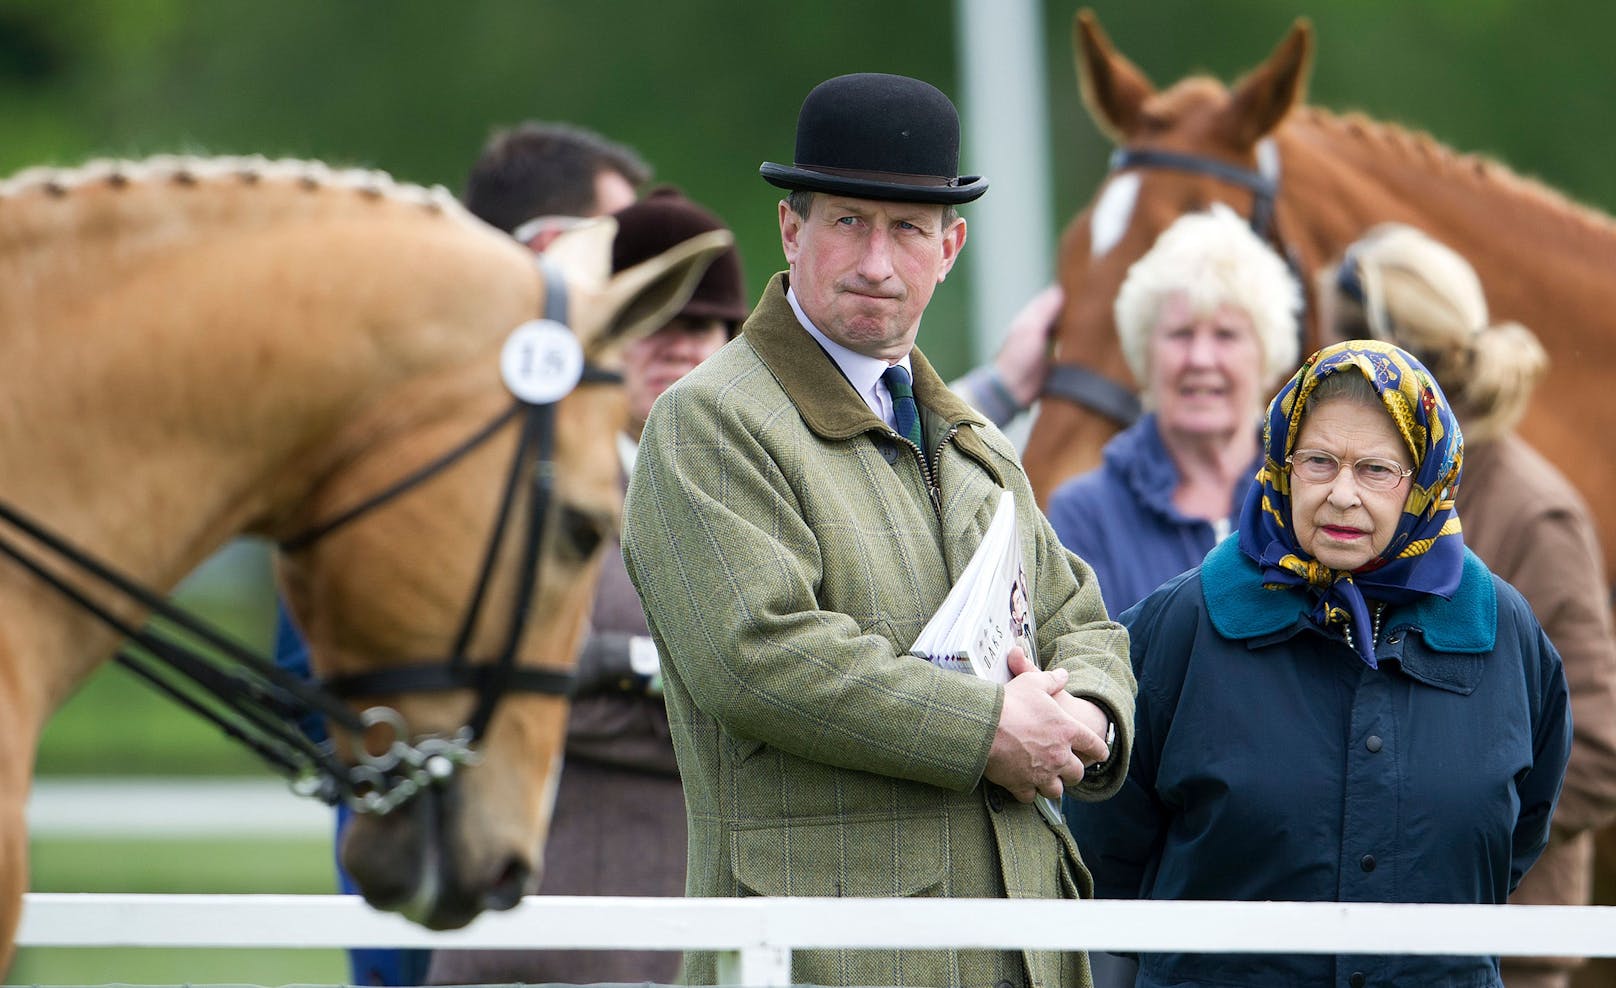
[500,319,584,405]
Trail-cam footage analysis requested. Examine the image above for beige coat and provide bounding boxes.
[1460,436,1616,981]
[623,274,1135,988]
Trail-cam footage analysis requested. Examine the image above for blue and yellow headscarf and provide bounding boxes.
[1236,340,1465,667]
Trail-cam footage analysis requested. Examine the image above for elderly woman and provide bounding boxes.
[1066,340,1572,988]
[1046,204,1301,617]
[1324,226,1616,988]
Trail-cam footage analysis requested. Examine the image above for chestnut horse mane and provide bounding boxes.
[1294,105,1616,242]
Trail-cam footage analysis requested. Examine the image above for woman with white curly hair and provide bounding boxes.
[1047,204,1302,617]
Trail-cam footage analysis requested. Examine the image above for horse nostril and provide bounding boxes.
[482,856,530,912]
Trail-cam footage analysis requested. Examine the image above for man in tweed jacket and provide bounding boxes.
[622,72,1135,988]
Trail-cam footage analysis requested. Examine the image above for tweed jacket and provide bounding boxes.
[622,273,1136,988]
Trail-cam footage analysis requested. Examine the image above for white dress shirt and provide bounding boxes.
[787,286,914,433]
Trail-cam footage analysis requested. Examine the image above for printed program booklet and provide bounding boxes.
[911,489,1037,682]
[909,491,1062,826]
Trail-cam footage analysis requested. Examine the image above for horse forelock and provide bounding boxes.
[1141,77,1230,131]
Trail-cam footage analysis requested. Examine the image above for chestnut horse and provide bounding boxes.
[1026,10,1616,575]
[0,155,727,971]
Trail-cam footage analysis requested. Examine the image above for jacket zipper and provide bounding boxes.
[920,426,958,522]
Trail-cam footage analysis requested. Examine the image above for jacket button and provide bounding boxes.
[1349,973,1366,988]
[1365,735,1383,753]
[1360,853,1377,872]
[995,981,1015,988]
[986,786,1005,812]
[878,442,900,464]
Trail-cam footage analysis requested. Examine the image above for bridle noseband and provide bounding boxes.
[1043,137,1302,427]
[0,256,618,816]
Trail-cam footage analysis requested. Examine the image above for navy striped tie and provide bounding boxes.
[882,364,924,451]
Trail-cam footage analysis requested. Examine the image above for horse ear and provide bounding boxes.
[580,229,734,362]
[539,215,617,291]
[1220,18,1313,148]
[1073,9,1157,144]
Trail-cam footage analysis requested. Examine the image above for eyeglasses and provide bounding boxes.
[1286,448,1413,492]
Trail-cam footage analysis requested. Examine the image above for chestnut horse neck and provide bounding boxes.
[0,156,540,713]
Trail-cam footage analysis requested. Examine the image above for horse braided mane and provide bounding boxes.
[0,154,460,210]
[0,155,484,316]
[1297,106,1616,240]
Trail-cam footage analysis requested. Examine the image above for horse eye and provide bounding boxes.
[557,506,605,559]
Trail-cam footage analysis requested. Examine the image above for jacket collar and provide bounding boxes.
[1201,535,1497,654]
[1110,414,1259,524]
[743,273,1002,483]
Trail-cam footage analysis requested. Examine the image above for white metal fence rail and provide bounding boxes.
[19,893,1616,987]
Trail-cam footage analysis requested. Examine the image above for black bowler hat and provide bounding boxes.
[760,73,988,205]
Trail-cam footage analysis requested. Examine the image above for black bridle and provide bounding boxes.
[1042,138,1298,427]
[0,256,616,816]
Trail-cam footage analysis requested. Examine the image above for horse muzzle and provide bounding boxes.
[339,779,533,930]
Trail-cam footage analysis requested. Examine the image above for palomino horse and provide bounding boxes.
[0,155,728,971]
[1025,10,1616,576]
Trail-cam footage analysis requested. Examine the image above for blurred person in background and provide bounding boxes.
[461,119,647,238]
[272,119,648,987]
[1046,205,1302,619]
[953,282,1064,432]
[1322,224,1616,988]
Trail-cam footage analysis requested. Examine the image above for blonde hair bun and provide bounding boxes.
[1348,223,1546,441]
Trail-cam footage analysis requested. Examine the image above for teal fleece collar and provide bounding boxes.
[1202,536,1497,653]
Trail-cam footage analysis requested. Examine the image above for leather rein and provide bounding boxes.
[0,256,615,816]
[1042,138,1302,427]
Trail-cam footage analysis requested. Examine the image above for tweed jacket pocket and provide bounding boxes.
[731,817,947,897]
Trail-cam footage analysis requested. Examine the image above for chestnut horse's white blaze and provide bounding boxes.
[1087,171,1139,261]
[0,155,727,972]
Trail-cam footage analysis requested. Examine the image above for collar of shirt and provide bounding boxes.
[786,285,914,428]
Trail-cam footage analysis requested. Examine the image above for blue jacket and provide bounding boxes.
[1046,414,1252,616]
[1066,537,1572,988]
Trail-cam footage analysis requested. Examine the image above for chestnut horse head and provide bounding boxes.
[0,155,728,968]
[1026,9,1616,578]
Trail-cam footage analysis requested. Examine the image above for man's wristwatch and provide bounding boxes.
[628,635,664,697]
[1087,716,1116,771]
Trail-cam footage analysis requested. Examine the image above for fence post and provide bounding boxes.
[716,943,793,987]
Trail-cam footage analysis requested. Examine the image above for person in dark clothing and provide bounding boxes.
[1067,339,1572,988]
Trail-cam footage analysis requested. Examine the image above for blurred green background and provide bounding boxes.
[10,0,1616,983]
